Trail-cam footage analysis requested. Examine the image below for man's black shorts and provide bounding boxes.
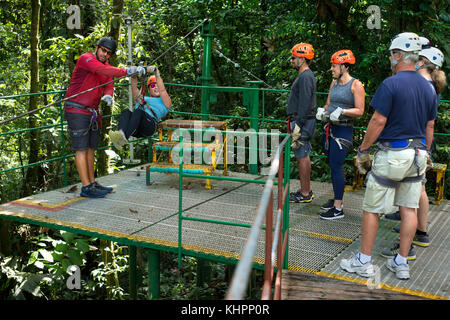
[65,111,99,151]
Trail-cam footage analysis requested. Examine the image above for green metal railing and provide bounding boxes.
[175,127,291,268]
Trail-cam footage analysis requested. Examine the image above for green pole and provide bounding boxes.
[178,133,184,268]
[148,249,160,299]
[246,81,262,175]
[200,20,214,121]
[58,92,67,187]
[129,245,137,299]
[283,141,291,269]
[196,258,211,289]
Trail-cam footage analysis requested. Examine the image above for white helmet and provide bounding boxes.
[419,47,444,68]
[419,36,431,49]
[389,32,421,52]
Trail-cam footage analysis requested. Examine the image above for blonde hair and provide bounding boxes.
[420,57,447,94]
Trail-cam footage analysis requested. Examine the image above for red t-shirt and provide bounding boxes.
[65,52,127,115]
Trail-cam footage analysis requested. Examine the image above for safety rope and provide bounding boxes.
[0,19,207,126]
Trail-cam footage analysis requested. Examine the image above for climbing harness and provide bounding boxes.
[366,138,427,188]
[322,123,353,152]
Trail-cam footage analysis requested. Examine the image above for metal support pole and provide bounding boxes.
[147,249,160,299]
[129,245,137,299]
[196,258,211,288]
[246,81,262,175]
[282,142,291,269]
[200,20,214,121]
[58,91,68,186]
[124,16,140,165]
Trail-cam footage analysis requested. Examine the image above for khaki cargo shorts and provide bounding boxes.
[362,148,427,214]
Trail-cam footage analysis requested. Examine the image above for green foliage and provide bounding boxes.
[0,0,449,300]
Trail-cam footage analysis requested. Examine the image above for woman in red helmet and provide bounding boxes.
[316,50,365,220]
[110,66,172,150]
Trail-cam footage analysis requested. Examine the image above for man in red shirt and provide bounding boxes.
[65,36,145,198]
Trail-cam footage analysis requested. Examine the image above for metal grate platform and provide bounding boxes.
[0,167,448,299]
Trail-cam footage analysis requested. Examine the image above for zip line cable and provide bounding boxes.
[0,19,207,126]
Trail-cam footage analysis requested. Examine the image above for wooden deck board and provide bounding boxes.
[281,271,427,300]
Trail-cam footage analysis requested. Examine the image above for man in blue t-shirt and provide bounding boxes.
[110,66,172,151]
[340,33,436,281]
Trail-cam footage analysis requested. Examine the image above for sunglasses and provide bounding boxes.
[149,83,156,88]
[99,46,113,55]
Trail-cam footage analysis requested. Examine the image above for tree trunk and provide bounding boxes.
[97,0,124,176]
[23,0,41,196]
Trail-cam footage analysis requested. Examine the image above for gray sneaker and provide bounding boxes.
[380,243,416,260]
[386,257,410,280]
[413,233,430,247]
[110,130,128,151]
[340,253,375,278]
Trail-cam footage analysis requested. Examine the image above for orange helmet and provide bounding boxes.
[330,50,356,64]
[147,75,157,87]
[291,43,314,60]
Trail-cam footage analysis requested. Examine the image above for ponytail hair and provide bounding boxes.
[430,69,446,94]
[420,57,447,94]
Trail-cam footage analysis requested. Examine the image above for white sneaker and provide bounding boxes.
[340,253,375,278]
[386,258,410,280]
[110,130,128,151]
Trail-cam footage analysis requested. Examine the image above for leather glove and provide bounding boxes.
[330,107,343,122]
[147,65,160,77]
[316,107,326,121]
[426,150,433,171]
[290,123,303,150]
[356,146,371,174]
[127,66,146,76]
[100,95,113,106]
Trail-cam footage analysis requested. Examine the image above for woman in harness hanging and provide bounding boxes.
[110,66,172,150]
[316,50,365,220]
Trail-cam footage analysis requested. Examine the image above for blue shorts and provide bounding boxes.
[65,112,99,151]
[294,141,312,159]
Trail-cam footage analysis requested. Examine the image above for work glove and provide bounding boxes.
[356,146,371,174]
[127,66,146,77]
[100,95,113,106]
[330,107,343,122]
[426,150,433,171]
[290,123,303,150]
[316,107,326,121]
[147,65,160,77]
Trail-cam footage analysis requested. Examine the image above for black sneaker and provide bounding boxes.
[80,184,108,198]
[289,191,315,203]
[385,211,401,220]
[94,181,113,193]
[320,199,335,210]
[319,207,344,220]
[380,243,416,261]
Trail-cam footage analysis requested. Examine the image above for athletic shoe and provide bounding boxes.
[412,233,430,247]
[320,199,334,211]
[94,181,113,193]
[289,190,314,203]
[386,256,410,280]
[110,130,128,150]
[385,211,401,220]
[340,253,375,278]
[319,207,344,220]
[380,243,416,261]
[80,184,108,198]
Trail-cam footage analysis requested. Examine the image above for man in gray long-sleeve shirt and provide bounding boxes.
[287,43,317,203]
